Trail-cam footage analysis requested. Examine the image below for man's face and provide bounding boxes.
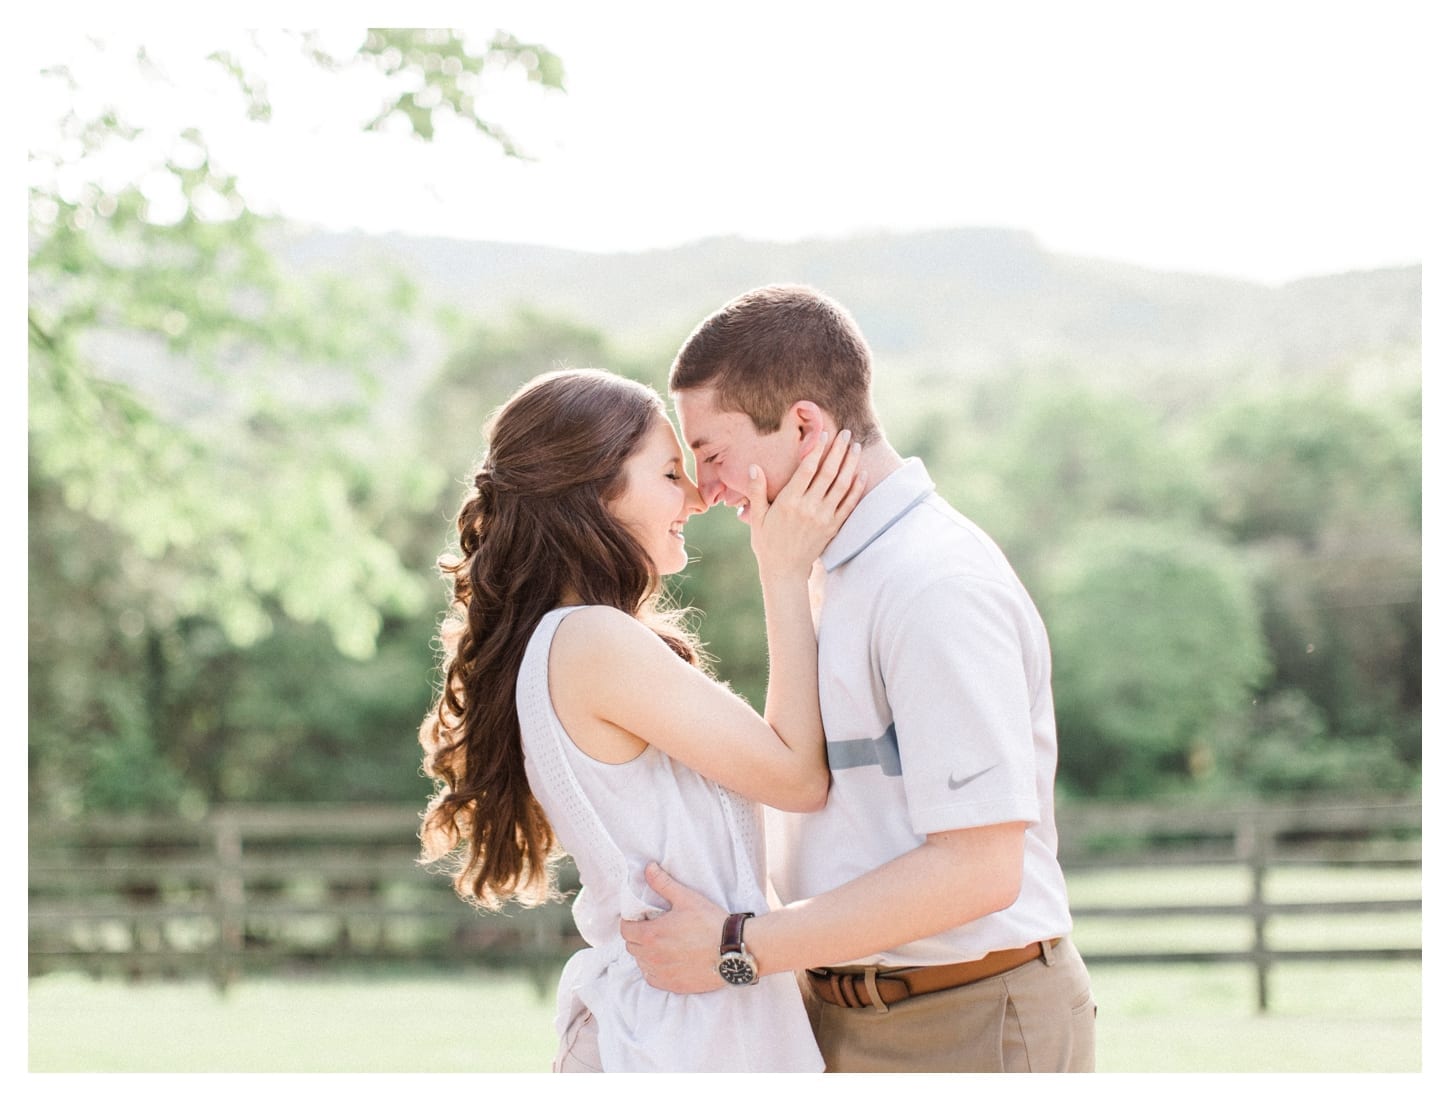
[673,387,802,524]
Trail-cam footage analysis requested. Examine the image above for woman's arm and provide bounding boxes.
[751,430,863,807]
[550,430,863,811]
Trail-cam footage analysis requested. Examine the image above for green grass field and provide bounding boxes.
[29,863,1424,1072]
[28,959,1421,1072]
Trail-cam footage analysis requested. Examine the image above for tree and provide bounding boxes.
[30,28,564,657]
[1222,688,1414,795]
[1197,387,1421,765]
[28,29,565,814]
[414,309,635,487]
[1040,518,1270,797]
[1199,386,1419,549]
[897,379,1210,583]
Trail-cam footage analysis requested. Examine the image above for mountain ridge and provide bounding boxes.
[282,224,1420,385]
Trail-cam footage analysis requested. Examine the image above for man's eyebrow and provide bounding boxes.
[687,435,711,452]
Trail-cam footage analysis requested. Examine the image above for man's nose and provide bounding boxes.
[696,471,728,508]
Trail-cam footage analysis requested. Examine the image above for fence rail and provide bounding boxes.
[29,795,1420,1007]
[1055,795,1420,1009]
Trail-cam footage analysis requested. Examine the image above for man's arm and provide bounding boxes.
[622,561,1044,992]
[621,821,1026,993]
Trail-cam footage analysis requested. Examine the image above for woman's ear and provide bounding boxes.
[787,400,827,458]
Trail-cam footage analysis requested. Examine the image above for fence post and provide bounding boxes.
[1238,813,1272,1012]
[211,812,244,992]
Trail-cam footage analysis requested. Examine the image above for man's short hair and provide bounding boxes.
[669,284,881,445]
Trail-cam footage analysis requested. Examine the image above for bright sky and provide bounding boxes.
[27,2,1440,287]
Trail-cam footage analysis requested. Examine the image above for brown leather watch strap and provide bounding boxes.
[720,911,755,954]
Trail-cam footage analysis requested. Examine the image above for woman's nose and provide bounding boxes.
[685,477,707,515]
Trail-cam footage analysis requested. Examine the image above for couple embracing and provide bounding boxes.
[418,284,1096,1073]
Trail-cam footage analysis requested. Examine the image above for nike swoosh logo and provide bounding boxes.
[947,765,996,791]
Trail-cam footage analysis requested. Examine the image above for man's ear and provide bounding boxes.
[786,400,827,459]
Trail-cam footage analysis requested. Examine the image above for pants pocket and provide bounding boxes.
[1069,987,1097,1070]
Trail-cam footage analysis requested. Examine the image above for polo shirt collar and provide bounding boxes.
[821,457,935,571]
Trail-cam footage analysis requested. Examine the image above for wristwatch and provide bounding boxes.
[716,911,760,986]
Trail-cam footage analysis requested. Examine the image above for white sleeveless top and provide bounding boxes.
[517,606,823,1072]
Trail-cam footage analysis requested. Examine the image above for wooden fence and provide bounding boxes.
[28,804,584,995]
[1054,797,1421,1009]
[29,796,1419,1008]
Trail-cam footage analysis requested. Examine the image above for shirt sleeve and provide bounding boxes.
[879,572,1043,836]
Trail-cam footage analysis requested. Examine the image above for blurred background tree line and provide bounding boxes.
[29,29,1421,822]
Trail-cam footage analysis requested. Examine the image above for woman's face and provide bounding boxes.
[609,413,705,576]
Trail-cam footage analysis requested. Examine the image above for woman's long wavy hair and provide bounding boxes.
[418,369,701,910]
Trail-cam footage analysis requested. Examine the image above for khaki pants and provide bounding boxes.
[800,936,1097,1073]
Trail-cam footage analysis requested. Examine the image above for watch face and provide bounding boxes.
[718,952,758,985]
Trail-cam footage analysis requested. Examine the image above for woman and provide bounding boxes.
[418,368,864,1072]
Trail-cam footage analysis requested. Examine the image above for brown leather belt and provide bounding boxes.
[806,939,1058,1010]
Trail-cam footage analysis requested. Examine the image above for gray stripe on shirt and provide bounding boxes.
[826,723,902,777]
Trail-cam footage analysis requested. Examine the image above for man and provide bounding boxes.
[620,284,1096,1073]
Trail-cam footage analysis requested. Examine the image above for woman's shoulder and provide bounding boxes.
[553,602,637,637]
[546,605,684,756]
[550,604,659,666]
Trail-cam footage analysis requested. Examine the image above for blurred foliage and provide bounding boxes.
[1200,388,1421,546]
[346,28,565,152]
[28,33,1419,819]
[1197,388,1422,779]
[1041,520,1270,797]
[415,308,633,490]
[28,29,563,816]
[1220,689,1415,795]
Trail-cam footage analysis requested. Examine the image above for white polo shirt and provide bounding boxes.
[766,458,1073,967]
